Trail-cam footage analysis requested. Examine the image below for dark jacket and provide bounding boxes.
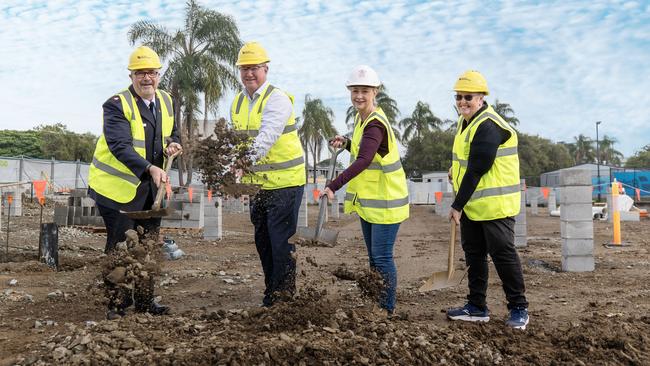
[89,85,180,211]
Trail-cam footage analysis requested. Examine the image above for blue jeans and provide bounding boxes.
[359,218,401,312]
[250,185,304,306]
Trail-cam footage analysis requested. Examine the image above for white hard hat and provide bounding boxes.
[346,65,381,87]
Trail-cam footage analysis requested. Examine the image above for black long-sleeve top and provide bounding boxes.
[451,103,511,212]
[89,85,180,211]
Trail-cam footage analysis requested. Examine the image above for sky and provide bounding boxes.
[1,0,649,158]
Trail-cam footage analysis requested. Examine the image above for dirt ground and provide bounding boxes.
[0,200,649,365]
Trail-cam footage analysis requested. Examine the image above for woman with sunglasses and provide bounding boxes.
[446,70,529,330]
[321,65,409,317]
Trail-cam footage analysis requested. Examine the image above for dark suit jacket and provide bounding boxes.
[89,85,180,211]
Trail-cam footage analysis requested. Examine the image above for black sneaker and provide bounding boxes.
[506,307,529,330]
[446,303,490,322]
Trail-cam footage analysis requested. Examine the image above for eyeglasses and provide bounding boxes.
[239,65,265,73]
[455,94,479,102]
[134,70,159,79]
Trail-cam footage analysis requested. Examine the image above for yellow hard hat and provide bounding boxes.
[453,70,489,95]
[128,46,162,70]
[236,42,270,66]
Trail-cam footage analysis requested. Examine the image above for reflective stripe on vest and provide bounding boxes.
[240,124,298,137]
[230,84,305,190]
[451,105,520,221]
[92,157,140,185]
[344,107,409,224]
[452,146,518,167]
[345,192,409,209]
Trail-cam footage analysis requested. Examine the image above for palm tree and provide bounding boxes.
[128,0,242,185]
[573,134,595,164]
[491,99,520,128]
[345,85,401,140]
[598,135,623,166]
[399,101,443,143]
[298,95,337,184]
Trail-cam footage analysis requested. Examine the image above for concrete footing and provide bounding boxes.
[559,168,594,272]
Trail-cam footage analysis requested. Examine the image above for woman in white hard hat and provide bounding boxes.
[322,65,409,316]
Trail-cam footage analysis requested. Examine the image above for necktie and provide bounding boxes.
[149,102,156,122]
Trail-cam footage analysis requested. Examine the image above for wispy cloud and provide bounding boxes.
[0,0,648,156]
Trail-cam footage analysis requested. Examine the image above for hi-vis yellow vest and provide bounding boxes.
[88,89,174,203]
[451,105,520,221]
[230,84,305,190]
[344,107,409,224]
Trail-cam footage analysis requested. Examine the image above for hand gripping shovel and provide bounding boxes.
[419,220,466,292]
[121,150,181,220]
[294,146,344,247]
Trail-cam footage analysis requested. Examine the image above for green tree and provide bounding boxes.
[297,95,337,184]
[625,145,650,169]
[399,101,443,143]
[34,124,97,162]
[518,133,573,185]
[402,129,455,178]
[572,134,595,164]
[128,0,242,185]
[345,85,401,140]
[491,99,520,127]
[0,130,41,157]
[598,135,623,166]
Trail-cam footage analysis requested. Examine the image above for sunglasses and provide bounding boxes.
[455,94,477,102]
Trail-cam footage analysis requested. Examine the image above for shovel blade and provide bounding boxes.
[418,269,466,292]
[122,207,175,220]
[290,226,339,247]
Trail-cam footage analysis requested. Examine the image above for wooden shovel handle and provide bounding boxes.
[152,150,181,210]
[447,220,457,278]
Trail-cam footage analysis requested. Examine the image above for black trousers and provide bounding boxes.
[97,203,161,311]
[97,204,161,253]
[460,214,528,310]
[250,185,304,306]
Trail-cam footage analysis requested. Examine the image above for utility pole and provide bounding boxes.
[596,121,602,202]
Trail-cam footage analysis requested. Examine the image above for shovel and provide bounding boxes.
[293,146,344,247]
[121,150,181,220]
[419,220,466,292]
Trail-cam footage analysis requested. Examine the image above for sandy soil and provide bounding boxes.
[0,200,648,365]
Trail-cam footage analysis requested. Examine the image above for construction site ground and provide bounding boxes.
[1,201,649,365]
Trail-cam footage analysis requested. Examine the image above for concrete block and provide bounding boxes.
[203,226,221,239]
[514,235,527,248]
[619,211,640,221]
[71,188,87,197]
[81,197,95,207]
[560,187,592,204]
[559,168,592,186]
[161,219,201,228]
[531,199,539,215]
[548,191,557,211]
[560,220,593,239]
[73,217,81,225]
[54,207,68,226]
[204,206,219,217]
[67,206,75,223]
[560,203,594,222]
[561,238,594,256]
[561,255,595,272]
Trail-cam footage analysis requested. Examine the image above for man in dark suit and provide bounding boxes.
[88,45,182,319]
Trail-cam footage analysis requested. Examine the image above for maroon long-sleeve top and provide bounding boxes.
[326,120,389,192]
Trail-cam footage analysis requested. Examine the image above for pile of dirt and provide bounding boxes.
[194,118,260,197]
[102,228,162,311]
